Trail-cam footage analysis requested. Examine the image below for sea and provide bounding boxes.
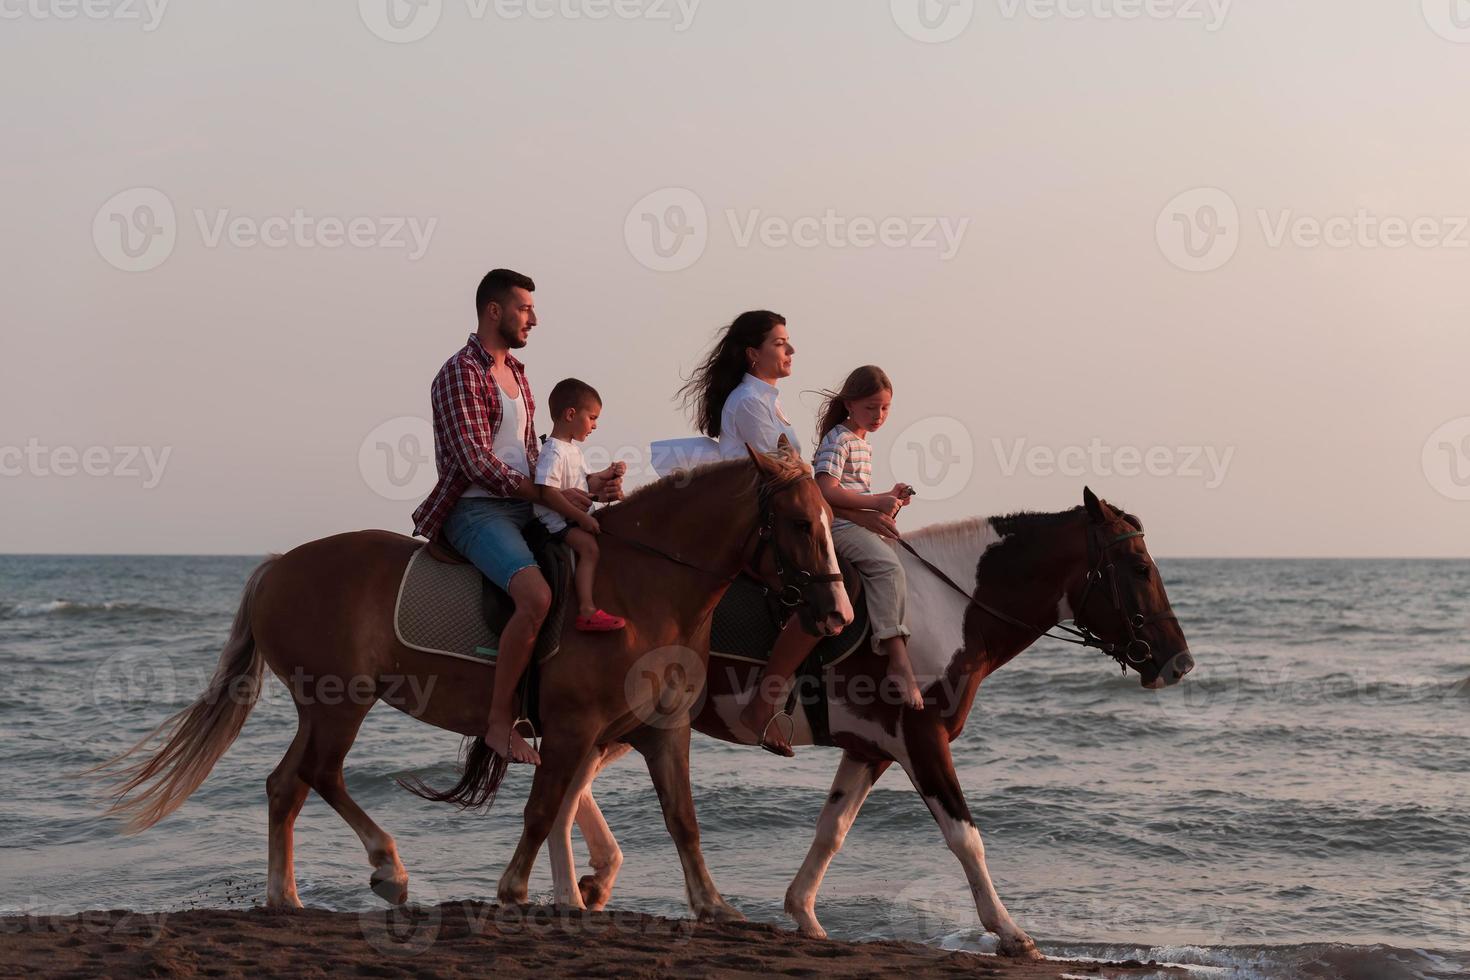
[1,554,1467,980]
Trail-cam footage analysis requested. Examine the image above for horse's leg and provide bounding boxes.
[297,701,410,905]
[629,724,742,923]
[897,725,1041,960]
[547,747,606,909]
[497,727,597,906]
[783,751,891,938]
[571,742,632,909]
[265,723,311,908]
[547,742,632,910]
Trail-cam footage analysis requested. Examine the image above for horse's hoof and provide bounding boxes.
[699,902,746,924]
[783,897,827,939]
[370,869,409,906]
[265,893,303,910]
[997,935,1043,960]
[578,874,610,910]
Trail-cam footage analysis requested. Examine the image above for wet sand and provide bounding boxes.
[0,902,1183,979]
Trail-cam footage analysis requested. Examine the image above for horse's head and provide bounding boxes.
[1067,487,1194,689]
[745,438,854,638]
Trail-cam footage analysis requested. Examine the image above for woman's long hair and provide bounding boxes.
[676,311,786,438]
[816,365,893,443]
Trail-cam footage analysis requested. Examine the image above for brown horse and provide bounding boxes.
[91,444,853,921]
[550,488,1193,958]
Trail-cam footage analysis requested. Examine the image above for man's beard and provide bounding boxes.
[498,318,528,349]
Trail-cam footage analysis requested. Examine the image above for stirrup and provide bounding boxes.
[513,716,540,755]
[758,710,796,757]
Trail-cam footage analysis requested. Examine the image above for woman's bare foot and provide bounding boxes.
[738,698,794,757]
[485,716,541,765]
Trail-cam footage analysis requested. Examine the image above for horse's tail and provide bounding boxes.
[396,735,507,811]
[85,555,277,833]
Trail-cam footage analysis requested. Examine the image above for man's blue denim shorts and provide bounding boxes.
[441,496,539,591]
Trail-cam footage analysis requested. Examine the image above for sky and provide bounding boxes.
[2,0,1469,557]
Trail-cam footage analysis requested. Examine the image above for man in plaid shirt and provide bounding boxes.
[413,269,619,765]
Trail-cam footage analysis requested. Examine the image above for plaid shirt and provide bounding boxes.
[411,335,539,540]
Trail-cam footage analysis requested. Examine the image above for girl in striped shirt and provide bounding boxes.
[813,366,924,711]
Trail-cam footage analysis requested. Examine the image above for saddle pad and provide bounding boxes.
[709,563,871,669]
[394,541,573,665]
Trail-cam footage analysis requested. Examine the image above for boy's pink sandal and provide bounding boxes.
[576,609,626,631]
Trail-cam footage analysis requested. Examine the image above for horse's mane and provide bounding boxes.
[607,451,810,514]
[906,503,1141,548]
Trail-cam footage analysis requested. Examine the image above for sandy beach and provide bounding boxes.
[0,903,1184,979]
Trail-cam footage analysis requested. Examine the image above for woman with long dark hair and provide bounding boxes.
[676,310,802,457]
[678,312,898,755]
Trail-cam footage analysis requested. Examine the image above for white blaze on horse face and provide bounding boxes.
[1057,595,1073,623]
[819,510,854,625]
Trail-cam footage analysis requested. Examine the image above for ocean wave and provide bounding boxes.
[0,599,181,620]
[1051,942,1470,980]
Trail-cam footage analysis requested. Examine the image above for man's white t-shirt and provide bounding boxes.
[534,436,587,534]
[463,377,531,499]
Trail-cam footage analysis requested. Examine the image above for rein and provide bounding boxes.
[597,475,841,612]
[897,524,1176,672]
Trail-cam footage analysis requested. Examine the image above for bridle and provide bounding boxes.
[1070,524,1180,671]
[745,483,845,624]
[898,521,1179,673]
[599,474,843,617]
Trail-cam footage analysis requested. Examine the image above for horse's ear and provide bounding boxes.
[1083,486,1110,523]
[746,442,775,476]
[776,433,795,457]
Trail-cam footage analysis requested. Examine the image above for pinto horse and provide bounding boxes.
[91,445,852,921]
[548,487,1193,958]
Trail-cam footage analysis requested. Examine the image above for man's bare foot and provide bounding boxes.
[485,718,541,765]
[738,699,794,757]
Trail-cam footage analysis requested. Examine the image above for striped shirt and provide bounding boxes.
[812,423,872,530]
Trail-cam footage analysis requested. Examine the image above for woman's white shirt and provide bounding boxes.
[718,373,803,459]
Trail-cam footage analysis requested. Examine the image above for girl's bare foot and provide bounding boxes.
[885,643,926,711]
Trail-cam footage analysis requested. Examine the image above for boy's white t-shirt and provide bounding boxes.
[535,437,588,534]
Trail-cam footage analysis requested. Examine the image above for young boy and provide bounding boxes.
[535,379,627,632]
